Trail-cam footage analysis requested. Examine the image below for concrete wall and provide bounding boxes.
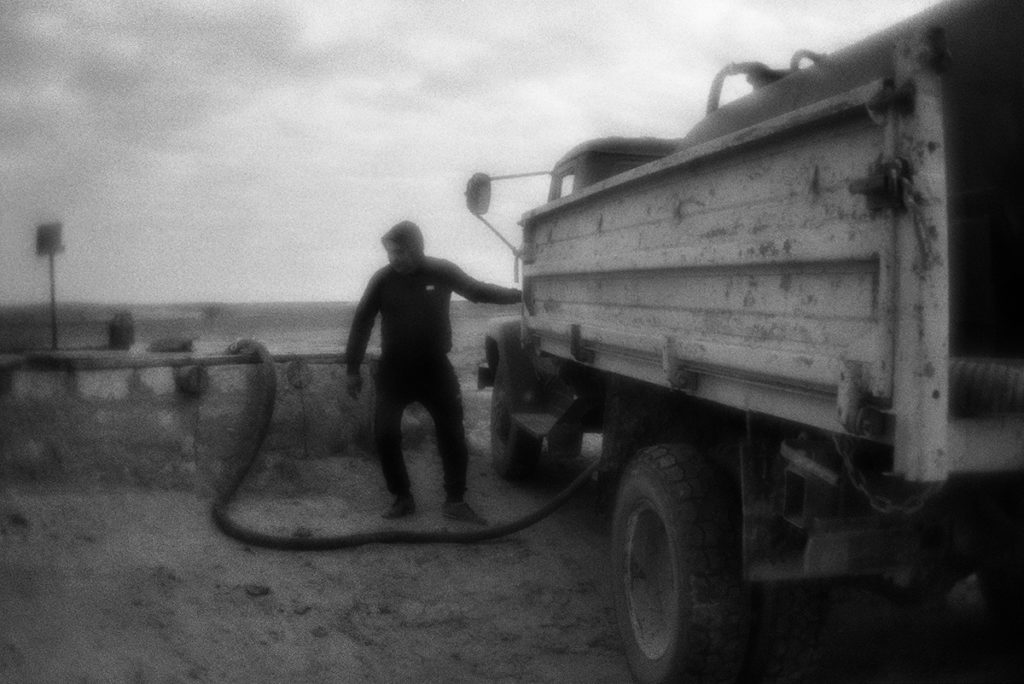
[0,359,374,492]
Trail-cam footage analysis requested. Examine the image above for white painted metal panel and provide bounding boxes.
[523,83,896,409]
[520,43,1024,481]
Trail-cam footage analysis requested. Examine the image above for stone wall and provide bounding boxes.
[0,357,374,492]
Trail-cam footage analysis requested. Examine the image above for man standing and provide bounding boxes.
[345,221,521,523]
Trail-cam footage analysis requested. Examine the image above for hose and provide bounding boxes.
[950,358,1024,417]
[210,339,600,550]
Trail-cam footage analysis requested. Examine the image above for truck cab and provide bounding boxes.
[547,137,682,201]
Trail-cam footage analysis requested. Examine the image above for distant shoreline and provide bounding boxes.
[0,298,493,314]
[0,300,511,356]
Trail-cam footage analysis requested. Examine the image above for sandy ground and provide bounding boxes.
[2,372,1023,682]
[1,383,632,684]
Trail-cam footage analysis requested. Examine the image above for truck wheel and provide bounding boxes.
[611,444,749,684]
[740,583,829,684]
[490,360,541,480]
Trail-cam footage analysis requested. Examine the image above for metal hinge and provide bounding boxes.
[848,157,912,212]
[662,335,699,393]
[569,324,594,363]
[836,359,888,438]
[520,241,536,265]
[866,79,916,121]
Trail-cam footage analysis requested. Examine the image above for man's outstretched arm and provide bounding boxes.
[445,261,521,305]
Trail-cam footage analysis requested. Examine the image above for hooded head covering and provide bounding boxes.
[381,220,425,255]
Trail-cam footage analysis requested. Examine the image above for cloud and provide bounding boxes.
[2,0,945,305]
[0,0,335,301]
[1,1,320,162]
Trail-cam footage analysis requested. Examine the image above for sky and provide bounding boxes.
[1,0,945,305]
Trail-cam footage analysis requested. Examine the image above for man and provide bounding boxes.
[345,220,521,523]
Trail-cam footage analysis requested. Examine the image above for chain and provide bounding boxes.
[832,433,941,515]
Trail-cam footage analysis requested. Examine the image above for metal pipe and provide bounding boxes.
[474,214,519,255]
[950,359,1024,417]
[48,252,58,350]
[488,171,550,181]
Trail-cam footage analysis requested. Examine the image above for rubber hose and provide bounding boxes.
[950,358,1024,417]
[210,339,600,550]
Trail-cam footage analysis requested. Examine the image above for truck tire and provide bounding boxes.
[490,360,541,480]
[611,444,749,684]
[740,583,829,684]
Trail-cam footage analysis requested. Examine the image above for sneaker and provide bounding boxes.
[381,495,415,519]
[443,501,488,526]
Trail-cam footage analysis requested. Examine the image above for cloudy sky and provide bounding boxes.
[2,0,943,305]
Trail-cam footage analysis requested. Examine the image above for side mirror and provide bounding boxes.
[465,173,492,216]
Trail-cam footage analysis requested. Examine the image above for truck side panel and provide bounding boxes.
[520,22,1024,480]
[523,84,898,434]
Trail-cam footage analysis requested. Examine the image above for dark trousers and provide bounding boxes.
[373,355,468,502]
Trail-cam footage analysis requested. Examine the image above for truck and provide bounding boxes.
[466,1,1024,682]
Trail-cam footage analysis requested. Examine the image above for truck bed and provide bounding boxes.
[519,7,1024,480]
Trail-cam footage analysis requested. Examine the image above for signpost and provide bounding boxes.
[35,222,64,350]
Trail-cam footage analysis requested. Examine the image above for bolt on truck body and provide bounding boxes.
[469,0,1024,681]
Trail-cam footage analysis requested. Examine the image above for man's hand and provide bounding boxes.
[346,373,363,399]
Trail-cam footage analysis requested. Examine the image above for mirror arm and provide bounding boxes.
[474,213,518,254]
[466,169,549,283]
[473,213,522,283]
[489,171,550,181]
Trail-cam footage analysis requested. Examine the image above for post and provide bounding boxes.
[49,251,57,349]
[890,31,951,481]
[35,222,64,351]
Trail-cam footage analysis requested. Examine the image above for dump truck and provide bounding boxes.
[467,1,1024,681]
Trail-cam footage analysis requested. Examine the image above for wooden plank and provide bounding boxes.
[532,302,877,354]
[532,325,841,435]
[528,316,839,390]
[528,227,886,277]
[523,79,887,224]
[890,36,951,481]
[531,262,878,320]
[528,122,889,275]
[533,119,883,247]
[521,78,901,406]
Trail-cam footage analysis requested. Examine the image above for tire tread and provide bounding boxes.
[613,443,748,684]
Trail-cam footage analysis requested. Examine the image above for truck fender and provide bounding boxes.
[482,316,541,413]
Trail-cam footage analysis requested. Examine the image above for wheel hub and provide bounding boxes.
[624,502,677,660]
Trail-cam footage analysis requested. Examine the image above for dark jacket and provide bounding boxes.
[345,256,520,374]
